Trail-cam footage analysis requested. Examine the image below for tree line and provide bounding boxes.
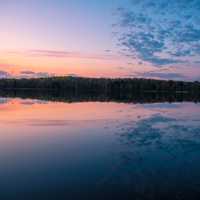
[0,76,199,94]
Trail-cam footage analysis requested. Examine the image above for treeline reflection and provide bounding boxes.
[0,89,200,103]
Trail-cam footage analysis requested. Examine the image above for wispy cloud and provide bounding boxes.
[138,72,186,80]
[6,49,121,60]
[128,66,187,80]
[20,71,54,78]
[0,68,55,79]
[128,70,186,80]
[116,0,200,67]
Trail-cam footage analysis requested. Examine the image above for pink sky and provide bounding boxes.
[0,0,199,81]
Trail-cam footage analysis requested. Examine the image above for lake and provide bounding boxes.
[0,97,200,199]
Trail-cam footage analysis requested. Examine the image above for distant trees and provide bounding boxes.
[0,76,199,95]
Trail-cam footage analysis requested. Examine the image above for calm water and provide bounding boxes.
[0,98,200,199]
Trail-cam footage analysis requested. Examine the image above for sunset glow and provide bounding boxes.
[0,0,200,80]
[1,1,200,198]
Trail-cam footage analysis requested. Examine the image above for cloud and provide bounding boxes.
[0,70,11,78]
[20,71,54,78]
[142,72,186,80]
[27,120,72,127]
[0,66,54,79]
[116,0,200,67]
[7,49,120,60]
[129,67,187,80]
[21,71,36,75]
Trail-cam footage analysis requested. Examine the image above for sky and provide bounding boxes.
[0,0,200,80]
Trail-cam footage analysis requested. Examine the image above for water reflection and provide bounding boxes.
[0,97,199,199]
[113,105,200,199]
[0,89,200,103]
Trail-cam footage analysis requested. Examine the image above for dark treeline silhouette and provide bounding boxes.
[0,76,200,94]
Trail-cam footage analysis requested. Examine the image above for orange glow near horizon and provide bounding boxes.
[0,49,158,79]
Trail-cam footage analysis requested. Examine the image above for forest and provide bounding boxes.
[0,76,199,103]
[0,76,199,94]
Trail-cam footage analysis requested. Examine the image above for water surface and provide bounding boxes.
[0,97,200,199]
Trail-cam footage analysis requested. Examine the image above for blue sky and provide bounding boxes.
[0,0,199,80]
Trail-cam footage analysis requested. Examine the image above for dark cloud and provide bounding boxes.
[21,71,36,75]
[130,70,186,80]
[144,72,186,80]
[20,71,54,78]
[116,0,200,67]
[104,49,112,53]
